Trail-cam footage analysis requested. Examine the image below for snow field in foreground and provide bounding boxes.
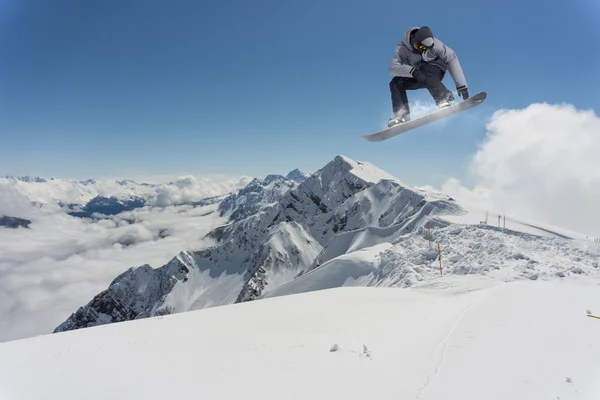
[1,278,600,400]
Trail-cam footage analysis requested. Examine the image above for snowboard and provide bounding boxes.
[362,91,487,142]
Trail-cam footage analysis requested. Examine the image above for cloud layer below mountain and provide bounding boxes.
[0,201,228,342]
[442,103,600,238]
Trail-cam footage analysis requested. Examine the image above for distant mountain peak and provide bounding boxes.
[218,173,299,221]
[331,154,399,184]
[116,179,144,186]
[263,174,288,184]
[4,176,47,183]
[286,169,310,183]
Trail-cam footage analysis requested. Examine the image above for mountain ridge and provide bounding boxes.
[53,155,467,333]
[53,154,600,335]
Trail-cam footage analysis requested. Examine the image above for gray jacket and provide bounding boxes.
[389,27,467,90]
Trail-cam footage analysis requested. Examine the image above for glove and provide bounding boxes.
[457,86,469,100]
[410,66,424,82]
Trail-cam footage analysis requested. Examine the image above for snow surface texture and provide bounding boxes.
[2,280,600,399]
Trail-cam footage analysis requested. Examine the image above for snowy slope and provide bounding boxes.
[54,155,462,332]
[264,223,600,299]
[3,279,600,400]
[53,260,190,332]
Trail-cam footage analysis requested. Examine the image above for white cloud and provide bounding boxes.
[442,103,600,238]
[0,201,228,343]
[0,183,52,220]
[0,174,252,212]
[152,175,252,207]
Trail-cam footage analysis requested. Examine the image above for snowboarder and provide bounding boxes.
[387,26,469,127]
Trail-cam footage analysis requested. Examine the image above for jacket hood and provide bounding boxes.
[402,26,420,50]
[413,26,434,48]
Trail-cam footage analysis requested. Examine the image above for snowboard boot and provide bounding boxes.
[436,91,455,109]
[388,113,410,128]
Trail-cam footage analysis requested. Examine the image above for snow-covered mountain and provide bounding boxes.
[264,223,599,300]
[65,195,148,218]
[54,155,469,332]
[285,168,310,183]
[53,154,600,334]
[4,176,49,183]
[218,171,306,222]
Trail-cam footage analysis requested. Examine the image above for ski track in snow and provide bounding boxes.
[415,287,488,399]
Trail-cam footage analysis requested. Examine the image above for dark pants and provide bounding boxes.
[389,64,452,117]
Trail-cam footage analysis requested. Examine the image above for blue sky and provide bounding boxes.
[1,0,598,187]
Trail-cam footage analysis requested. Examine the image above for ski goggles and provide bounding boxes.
[413,43,428,51]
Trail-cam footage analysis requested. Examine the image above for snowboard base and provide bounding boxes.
[363,91,487,142]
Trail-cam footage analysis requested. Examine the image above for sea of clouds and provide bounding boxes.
[0,175,249,342]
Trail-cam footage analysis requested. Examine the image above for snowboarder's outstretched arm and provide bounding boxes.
[389,44,413,78]
[423,39,468,91]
